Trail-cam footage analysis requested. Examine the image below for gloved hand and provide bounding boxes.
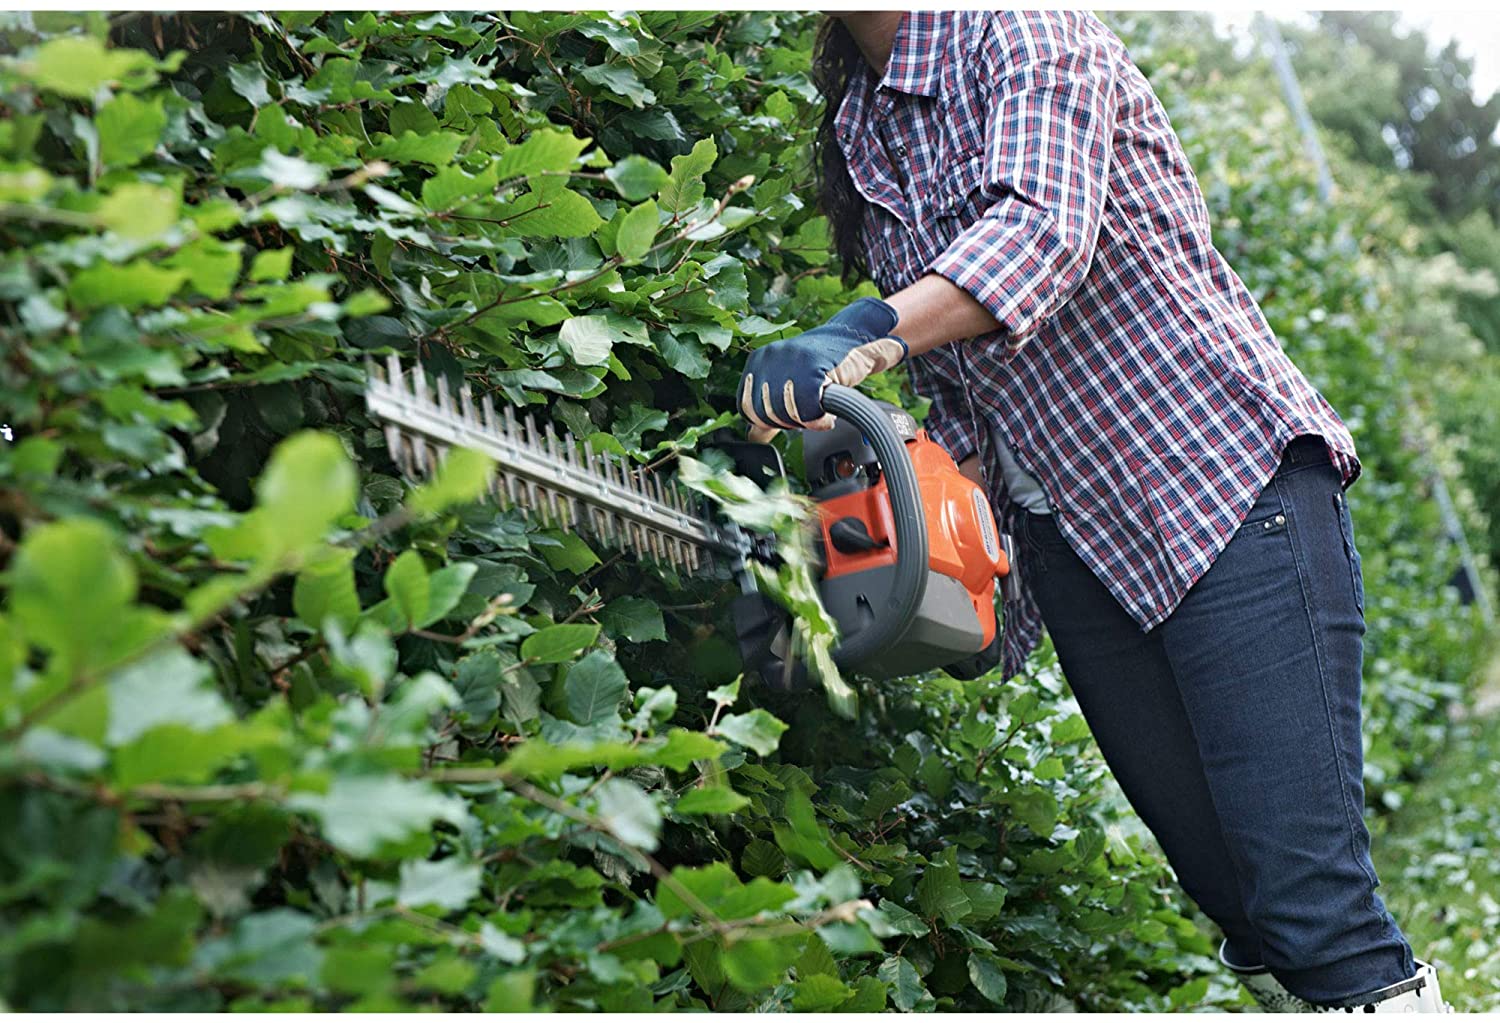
[739,296,909,442]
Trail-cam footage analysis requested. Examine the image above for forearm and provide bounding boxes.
[883,273,1001,357]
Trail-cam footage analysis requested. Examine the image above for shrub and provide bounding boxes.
[0,11,1486,1012]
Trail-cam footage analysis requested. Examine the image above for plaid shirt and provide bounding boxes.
[834,11,1360,677]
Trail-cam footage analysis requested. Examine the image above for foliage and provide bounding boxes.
[0,9,1490,1013]
[1283,13,1500,584]
[1373,698,1500,1011]
[1298,12,1500,223]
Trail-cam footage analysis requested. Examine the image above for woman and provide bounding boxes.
[739,12,1448,1012]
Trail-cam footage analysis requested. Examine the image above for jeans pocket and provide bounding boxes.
[1333,491,1365,614]
[1227,479,1288,543]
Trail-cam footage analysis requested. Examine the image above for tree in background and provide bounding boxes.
[1273,13,1500,593]
[1301,12,1500,223]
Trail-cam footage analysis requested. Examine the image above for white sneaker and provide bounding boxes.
[1325,961,1450,1013]
[1219,941,1452,1013]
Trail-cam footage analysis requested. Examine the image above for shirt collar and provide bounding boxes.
[878,12,946,97]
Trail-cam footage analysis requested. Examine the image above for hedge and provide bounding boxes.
[0,11,1487,1012]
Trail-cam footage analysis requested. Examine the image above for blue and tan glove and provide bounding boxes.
[739,296,909,442]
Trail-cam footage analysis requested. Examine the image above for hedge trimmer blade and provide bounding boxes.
[365,355,741,573]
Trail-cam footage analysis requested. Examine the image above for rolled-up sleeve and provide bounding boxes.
[928,12,1118,342]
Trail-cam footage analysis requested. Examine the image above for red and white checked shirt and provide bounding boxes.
[834,11,1360,677]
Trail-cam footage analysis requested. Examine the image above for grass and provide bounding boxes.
[1371,699,1500,1011]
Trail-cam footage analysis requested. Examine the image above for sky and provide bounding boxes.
[1215,9,1500,103]
[1407,11,1500,100]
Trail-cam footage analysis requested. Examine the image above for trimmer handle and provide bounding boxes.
[819,385,930,667]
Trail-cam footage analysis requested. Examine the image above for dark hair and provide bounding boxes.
[811,17,871,285]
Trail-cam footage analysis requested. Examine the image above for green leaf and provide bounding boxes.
[322,945,395,996]
[326,620,398,698]
[557,315,615,367]
[227,62,272,107]
[8,518,141,678]
[741,839,786,879]
[68,260,187,310]
[656,331,711,378]
[648,728,725,771]
[594,778,662,850]
[389,99,439,135]
[1169,975,1211,1008]
[674,786,750,816]
[631,685,677,727]
[167,237,242,299]
[17,36,163,99]
[495,179,606,237]
[501,737,643,781]
[876,956,933,1012]
[453,648,503,725]
[105,646,231,747]
[287,775,467,858]
[616,199,659,262]
[293,547,360,630]
[398,858,482,911]
[793,973,854,1011]
[599,596,665,643]
[197,909,322,990]
[772,789,838,871]
[611,403,668,451]
[722,936,803,992]
[383,550,430,631]
[839,975,889,1012]
[258,147,327,190]
[536,530,599,573]
[659,137,717,212]
[97,181,179,240]
[963,880,1007,922]
[716,708,787,756]
[968,953,1009,1005]
[605,154,669,200]
[916,857,972,926]
[411,953,478,994]
[492,128,590,179]
[708,678,740,707]
[419,562,477,628]
[249,247,295,282]
[112,721,263,787]
[255,431,358,553]
[1049,712,1092,744]
[367,130,466,167]
[97,92,166,168]
[422,162,500,209]
[484,970,535,1012]
[581,62,655,107]
[867,900,929,937]
[522,623,600,664]
[564,649,628,724]
[407,446,496,516]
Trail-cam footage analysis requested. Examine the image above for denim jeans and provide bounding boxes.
[1017,436,1414,1005]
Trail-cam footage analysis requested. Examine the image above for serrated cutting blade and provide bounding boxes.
[364,355,740,573]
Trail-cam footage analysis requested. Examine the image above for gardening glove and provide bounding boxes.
[739,296,909,443]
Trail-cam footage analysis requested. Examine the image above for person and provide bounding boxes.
[738,11,1449,1013]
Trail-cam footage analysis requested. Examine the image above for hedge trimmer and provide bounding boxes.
[365,355,1011,687]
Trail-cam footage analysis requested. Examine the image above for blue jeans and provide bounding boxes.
[1017,437,1414,1005]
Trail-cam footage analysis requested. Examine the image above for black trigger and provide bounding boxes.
[829,516,884,554]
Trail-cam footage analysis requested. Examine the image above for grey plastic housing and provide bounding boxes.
[817,385,930,670]
[819,564,988,679]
